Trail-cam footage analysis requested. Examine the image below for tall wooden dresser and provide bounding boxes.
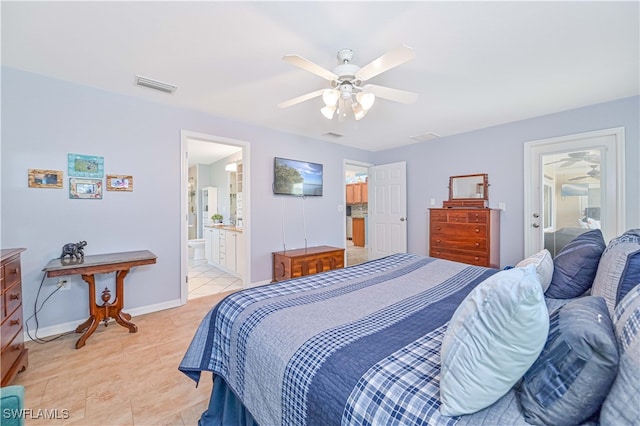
[1,248,28,386]
[429,209,500,268]
[272,246,345,282]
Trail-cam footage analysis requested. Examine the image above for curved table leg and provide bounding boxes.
[75,274,102,349]
[75,316,98,349]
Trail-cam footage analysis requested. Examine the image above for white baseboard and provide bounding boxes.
[23,298,183,342]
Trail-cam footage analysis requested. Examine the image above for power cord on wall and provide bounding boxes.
[25,272,74,344]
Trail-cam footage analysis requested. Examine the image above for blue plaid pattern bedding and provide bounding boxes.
[180,254,498,426]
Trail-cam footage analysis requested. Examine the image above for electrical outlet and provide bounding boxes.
[57,279,70,291]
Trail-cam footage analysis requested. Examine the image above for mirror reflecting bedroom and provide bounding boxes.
[542,149,602,257]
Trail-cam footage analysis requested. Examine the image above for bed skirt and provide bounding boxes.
[201,375,259,426]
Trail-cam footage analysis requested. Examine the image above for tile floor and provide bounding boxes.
[346,239,369,266]
[188,255,242,299]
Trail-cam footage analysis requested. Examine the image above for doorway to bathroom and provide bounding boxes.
[181,130,250,303]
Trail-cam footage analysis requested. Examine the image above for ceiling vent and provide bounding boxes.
[410,132,441,143]
[135,75,177,94]
[322,132,344,139]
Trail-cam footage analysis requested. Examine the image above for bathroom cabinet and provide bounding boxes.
[204,226,243,278]
[201,187,218,228]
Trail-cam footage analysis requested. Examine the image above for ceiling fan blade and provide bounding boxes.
[282,54,338,81]
[277,89,324,108]
[568,176,588,181]
[355,45,416,81]
[363,84,418,104]
[559,159,581,167]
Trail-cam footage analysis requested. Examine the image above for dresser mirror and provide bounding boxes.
[444,173,488,208]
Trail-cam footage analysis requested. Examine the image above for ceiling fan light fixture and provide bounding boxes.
[322,89,339,107]
[356,92,375,110]
[352,103,367,120]
[321,105,336,119]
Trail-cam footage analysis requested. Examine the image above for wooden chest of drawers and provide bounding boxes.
[272,246,345,282]
[1,248,28,386]
[429,209,500,268]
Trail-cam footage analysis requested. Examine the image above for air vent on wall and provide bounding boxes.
[135,75,178,94]
[410,132,441,142]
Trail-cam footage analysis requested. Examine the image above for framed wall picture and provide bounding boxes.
[28,169,63,188]
[106,174,133,192]
[69,178,103,199]
[68,153,104,178]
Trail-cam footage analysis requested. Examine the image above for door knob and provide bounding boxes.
[532,223,540,228]
[400,217,406,222]
[533,213,540,218]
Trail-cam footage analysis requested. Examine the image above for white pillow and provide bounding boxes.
[439,265,549,416]
[515,249,554,291]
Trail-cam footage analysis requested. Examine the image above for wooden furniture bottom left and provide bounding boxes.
[42,250,157,349]
[1,248,28,386]
[272,246,345,282]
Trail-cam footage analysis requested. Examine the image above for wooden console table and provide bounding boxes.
[272,245,345,282]
[42,250,157,349]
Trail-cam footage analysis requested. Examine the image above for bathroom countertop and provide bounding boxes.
[205,224,243,233]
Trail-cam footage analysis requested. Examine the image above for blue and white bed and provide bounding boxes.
[180,233,640,426]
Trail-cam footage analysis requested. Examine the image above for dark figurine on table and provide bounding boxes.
[60,241,87,260]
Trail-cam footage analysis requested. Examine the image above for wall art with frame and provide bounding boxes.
[28,169,63,189]
[68,153,104,178]
[69,178,103,199]
[106,174,133,192]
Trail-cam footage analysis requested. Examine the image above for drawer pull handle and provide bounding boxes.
[475,243,480,247]
[10,267,20,275]
[436,226,441,231]
[9,293,20,300]
[436,239,441,243]
[10,319,20,326]
[475,257,480,261]
[475,228,480,233]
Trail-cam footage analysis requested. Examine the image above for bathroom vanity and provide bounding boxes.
[204,225,244,278]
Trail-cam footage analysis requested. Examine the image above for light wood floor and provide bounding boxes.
[13,291,233,425]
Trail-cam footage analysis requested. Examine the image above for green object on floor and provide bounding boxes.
[0,385,24,426]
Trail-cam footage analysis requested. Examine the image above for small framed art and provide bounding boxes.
[68,153,104,178]
[28,169,63,188]
[106,174,133,192]
[69,178,103,199]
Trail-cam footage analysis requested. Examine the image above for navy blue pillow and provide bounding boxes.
[518,296,619,426]
[545,229,606,299]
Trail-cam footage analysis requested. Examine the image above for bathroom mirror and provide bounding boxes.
[449,174,488,200]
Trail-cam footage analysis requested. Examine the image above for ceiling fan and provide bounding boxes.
[544,151,600,167]
[278,45,418,121]
[569,165,601,181]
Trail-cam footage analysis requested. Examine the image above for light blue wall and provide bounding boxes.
[2,67,637,336]
[372,96,640,266]
[1,67,373,333]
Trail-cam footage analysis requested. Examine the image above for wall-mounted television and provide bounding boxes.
[274,157,323,196]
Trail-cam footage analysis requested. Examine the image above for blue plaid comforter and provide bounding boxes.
[180,254,499,426]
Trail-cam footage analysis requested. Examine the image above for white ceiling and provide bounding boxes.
[2,2,638,152]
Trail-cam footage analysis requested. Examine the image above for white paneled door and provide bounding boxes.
[368,161,407,259]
